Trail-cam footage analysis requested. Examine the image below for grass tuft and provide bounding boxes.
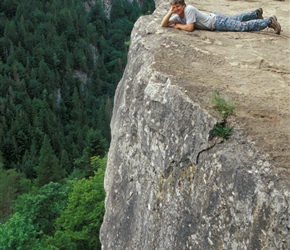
[211,91,236,119]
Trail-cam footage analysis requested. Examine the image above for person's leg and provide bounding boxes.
[230,8,263,21]
[215,15,270,32]
[213,8,263,22]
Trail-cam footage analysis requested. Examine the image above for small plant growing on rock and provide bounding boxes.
[211,91,236,119]
[212,122,232,140]
[210,91,236,141]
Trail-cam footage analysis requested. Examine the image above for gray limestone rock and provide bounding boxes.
[100,0,290,249]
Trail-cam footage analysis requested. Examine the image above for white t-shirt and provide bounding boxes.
[169,5,216,30]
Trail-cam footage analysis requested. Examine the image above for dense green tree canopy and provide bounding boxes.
[0,0,154,179]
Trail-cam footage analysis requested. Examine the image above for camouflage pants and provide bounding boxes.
[214,11,271,31]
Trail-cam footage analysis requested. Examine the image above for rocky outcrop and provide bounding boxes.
[100,0,290,249]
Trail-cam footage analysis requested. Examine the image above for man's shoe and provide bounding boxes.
[255,8,264,19]
[268,16,281,35]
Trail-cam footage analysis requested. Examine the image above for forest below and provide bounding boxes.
[0,0,155,249]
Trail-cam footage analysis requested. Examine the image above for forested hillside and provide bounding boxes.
[0,0,155,249]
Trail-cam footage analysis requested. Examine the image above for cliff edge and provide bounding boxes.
[100,0,290,249]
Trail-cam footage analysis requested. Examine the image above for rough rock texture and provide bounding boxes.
[100,0,290,249]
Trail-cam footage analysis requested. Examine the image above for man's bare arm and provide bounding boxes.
[161,6,194,32]
[173,23,194,32]
[161,7,175,27]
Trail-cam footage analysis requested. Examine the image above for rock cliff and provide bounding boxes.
[100,0,290,249]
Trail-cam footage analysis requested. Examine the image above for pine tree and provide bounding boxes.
[35,135,64,187]
[0,163,18,223]
[60,149,72,174]
[4,20,18,43]
[21,150,36,179]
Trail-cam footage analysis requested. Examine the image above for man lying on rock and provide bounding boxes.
[161,0,281,35]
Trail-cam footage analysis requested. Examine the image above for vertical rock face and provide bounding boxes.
[100,1,290,249]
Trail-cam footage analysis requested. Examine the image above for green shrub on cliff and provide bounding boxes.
[211,91,236,119]
[211,91,235,140]
[212,123,232,140]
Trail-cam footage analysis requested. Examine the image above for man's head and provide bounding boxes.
[170,0,186,16]
[170,0,186,6]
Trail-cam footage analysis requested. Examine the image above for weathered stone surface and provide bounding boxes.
[100,0,290,249]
